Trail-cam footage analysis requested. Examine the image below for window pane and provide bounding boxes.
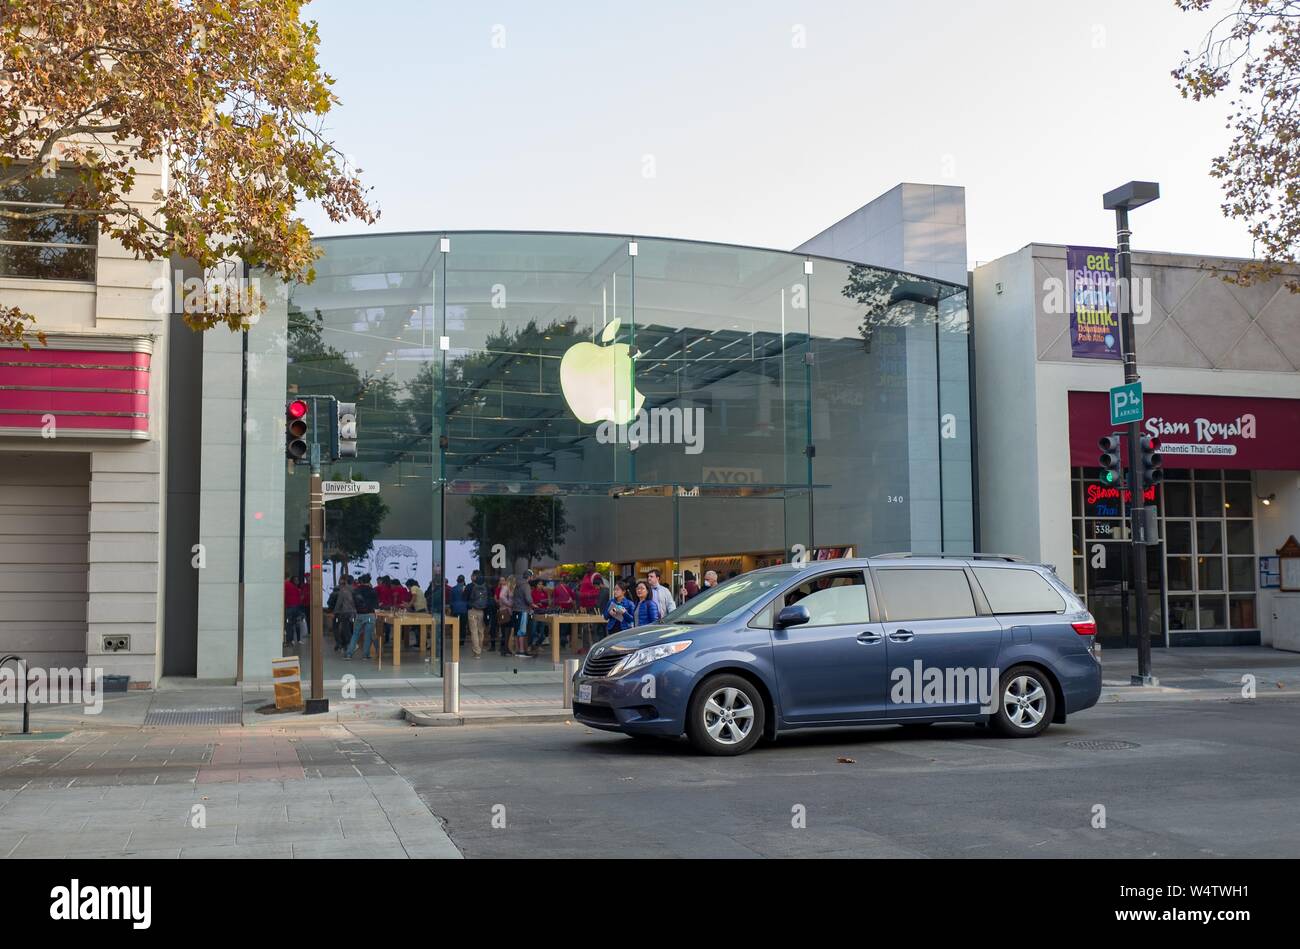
[1228,557,1255,592]
[1169,595,1196,630]
[1230,595,1257,628]
[1197,521,1223,555]
[1223,483,1253,519]
[1193,468,1223,481]
[875,568,977,621]
[1195,482,1223,518]
[1163,482,1192,517]
[0,243,95,281]
[1071,477,1082,518]
[1164,468,1192,481]
[1198,596,1227,630]
[1197,556,1224,591]
[782,571,870,626]
[1226,520,1253,555]
[1073,559,1085,595]
[1166,520,1192,554]
[1167,556,1193,591]
[973,567,1065,614]
[0,211,97,246]
[1225,469,1252,482]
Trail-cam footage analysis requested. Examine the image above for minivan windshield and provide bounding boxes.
[665,569,798,625]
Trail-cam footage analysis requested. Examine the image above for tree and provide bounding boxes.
[466,494,572,574]
[0,0,378,344]
[1175,0,1300,289]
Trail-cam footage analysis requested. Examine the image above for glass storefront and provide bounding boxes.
[1070,466,1259,645]
[270,232,971,655]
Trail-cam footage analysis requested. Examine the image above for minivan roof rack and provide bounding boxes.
[872,552,1026,563]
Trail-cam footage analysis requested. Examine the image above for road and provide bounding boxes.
[357,695,1300,858]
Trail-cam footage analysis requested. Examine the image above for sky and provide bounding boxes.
[297,0,1251,266]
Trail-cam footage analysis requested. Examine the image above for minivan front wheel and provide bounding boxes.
[992,665,1055,738]
[687,674,765,756]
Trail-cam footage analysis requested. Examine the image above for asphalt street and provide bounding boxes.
[357,695,1300,858]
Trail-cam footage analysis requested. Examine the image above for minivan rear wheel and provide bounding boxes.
[687,674,765,756]
[992,665,1055,738]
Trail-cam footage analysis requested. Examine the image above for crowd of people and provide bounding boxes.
[285,561,725,662]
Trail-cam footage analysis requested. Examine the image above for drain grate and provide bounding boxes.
[143,707,240,726]
[1065,738,1140,751]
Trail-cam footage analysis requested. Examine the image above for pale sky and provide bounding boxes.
[299,0,1250,266]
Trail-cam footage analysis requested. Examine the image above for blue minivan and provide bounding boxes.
[572,555,1102,755]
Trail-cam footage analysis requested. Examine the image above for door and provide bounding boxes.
[871,566,1003,719]
[769,568,889,724]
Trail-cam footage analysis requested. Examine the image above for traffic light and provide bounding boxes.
[1098,434,1123,486]
[336,401,357,458]
[286,399,309,462]
[1139,434,1163,488]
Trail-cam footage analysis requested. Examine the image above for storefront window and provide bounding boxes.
[267,232,972,672]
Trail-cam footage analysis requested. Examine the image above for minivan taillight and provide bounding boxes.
[1072,621,1097,636]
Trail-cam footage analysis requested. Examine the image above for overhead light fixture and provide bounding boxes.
[1259,493,1276,507]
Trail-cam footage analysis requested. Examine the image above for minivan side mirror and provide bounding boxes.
[776,604,811,628]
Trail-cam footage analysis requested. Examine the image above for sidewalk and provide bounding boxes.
[0,667,569,734]
[1097,645,1300,702]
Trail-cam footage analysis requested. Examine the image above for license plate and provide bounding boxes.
[577,684,592,704]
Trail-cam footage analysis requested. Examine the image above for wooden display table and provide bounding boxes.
[541,612,610,664]
[373,612,458,670]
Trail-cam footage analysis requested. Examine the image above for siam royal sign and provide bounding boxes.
[1069,391,1300,470]
[1066,246,1121,361]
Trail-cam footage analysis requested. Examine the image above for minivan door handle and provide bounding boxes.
[856,631,883,644]
[887,629,914,643]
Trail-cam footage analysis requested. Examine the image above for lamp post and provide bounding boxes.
[1102,180,1159,686]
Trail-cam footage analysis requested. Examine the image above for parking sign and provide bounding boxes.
[1110,381,1143,426]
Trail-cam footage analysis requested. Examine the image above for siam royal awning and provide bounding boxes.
[1068,390,1300,470]
[0,333,153,439]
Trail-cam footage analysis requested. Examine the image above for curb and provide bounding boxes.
[403,706,573,727]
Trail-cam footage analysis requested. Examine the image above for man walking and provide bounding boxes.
[467,571,489,659]
[346,574,378,661]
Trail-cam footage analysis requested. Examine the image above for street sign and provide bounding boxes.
[1110,381,1143,426]
[321,480,380,503]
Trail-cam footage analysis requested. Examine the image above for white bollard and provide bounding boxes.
[443,660,460,715]
[563,658,580,707]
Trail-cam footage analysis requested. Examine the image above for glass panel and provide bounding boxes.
[1196,521,1223,556]
[1162,481,1192,518]
[972,567,1065,614]
[1197,555,1224,591]
[1223,482,1252,517]
[1167,555,1193,591]
[1230,595,1257,628]
[1228,557,1255,592]
[1168,595,1196,630]
[875,567,977,620]
[443,233,632,486]
[1071,472,1082,518]
[1198,595,1227,630]
[1224,469,1252,481]
[1165,520,1192,554]
[937,287,973,553]
[1193,468,1223,481]
[1226,519,1254,555]
[782,570,871,626]
[1194,481,1223,518]
[1073,558,1085,594]
[1163,468,1192,481]
[809,259,952,554]
[0,243,95,281]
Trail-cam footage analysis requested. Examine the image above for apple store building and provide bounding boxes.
[261,231,973,661]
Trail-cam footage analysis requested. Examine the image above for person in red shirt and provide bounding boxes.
[395,579,412,608]
[552,580,574,611]
[531,580,549,611]
[577,561,599,611]
[284,578,304,645]
[376,577,394,609]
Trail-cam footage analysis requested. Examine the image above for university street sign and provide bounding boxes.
[321,480,381,503]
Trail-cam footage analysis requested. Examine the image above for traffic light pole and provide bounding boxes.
[305,445,328,713]
[1114,206,1155,686]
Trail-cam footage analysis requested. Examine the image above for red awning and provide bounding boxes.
[1068,391,1300,470]
[0,342,151,439]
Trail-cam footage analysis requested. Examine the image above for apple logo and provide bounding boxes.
[559,318,645,424]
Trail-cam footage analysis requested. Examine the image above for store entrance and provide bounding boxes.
[1084,540,1166,648]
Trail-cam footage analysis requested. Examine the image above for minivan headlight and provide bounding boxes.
[611,640,692,677]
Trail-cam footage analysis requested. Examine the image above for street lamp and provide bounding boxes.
[1102,181,1159,686]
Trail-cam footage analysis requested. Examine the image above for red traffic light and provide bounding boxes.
[288,399,309,420]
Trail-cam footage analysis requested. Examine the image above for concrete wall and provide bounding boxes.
[0,152,169,686]
[795,183,968,285]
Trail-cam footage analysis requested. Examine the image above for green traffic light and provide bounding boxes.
[1103,470,1117,484]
